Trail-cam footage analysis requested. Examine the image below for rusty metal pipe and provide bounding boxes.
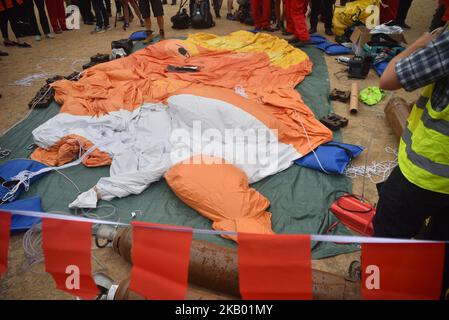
[112,227,361,300]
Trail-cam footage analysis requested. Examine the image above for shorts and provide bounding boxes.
[139,0,164,18]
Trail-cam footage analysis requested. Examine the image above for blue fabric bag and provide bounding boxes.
[316,41,352,55]
[0,159,48,203]
[373,60,388,76]
[0,197,42,231]
[129,30,149,41]
[309,34,327,45]
[294,141,365,174]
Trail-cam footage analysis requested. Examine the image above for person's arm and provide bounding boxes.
[379,32,438,90]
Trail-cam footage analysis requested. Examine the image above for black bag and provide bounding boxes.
[111,39,134,55]
[190,0,215,29]
[171,0,190,29]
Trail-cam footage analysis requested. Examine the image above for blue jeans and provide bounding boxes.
[91,0,110,28]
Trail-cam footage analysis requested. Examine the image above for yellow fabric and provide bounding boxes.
[398,84,449,194]
[333,0,380,36]
[185,31,309,69]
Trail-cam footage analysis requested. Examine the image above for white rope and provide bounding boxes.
[345,147,398,184]
[4,209,446,244]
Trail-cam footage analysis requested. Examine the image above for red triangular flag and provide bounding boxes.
[129,222,193,300]
[0,211,11,279]
[362,243,445,300]
[42,218,99,299]
[238,233,313,300]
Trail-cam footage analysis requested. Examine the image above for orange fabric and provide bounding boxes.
[0,212,11,279]
[164,155,274,241]
[361,243,445,300]
[42,218,99,299]
[31,134,111,167]
[33,37,331,166]
[130,221,192,300]
[238,233,313,300]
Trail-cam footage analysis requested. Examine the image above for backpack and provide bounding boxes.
[190,0,215,29]
[171,0,190,29]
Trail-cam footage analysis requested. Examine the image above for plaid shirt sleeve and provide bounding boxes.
[395,31,449,92]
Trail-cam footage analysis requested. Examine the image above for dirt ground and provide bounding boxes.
[0,0,437,299]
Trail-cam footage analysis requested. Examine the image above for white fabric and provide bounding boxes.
[32,94,301,208]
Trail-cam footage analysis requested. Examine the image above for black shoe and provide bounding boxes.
[325,28,334,36]
[308,27,317,34]
[0,50,8,56]
[401,23,411,29]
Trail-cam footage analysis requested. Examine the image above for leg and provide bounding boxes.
[309,0,320,32]
[91,0,105,27]
[34,0,51,34]
[251,0,261,29]
[150,0,164,37]
[24,0,42,36]
[284,0,294,33]
[123,0,130,23]
[291,0,310,42]
[212,0,223,17]
[55,0,67,30]
[0,10,10,41]
[373,167,435,238]
[322,0,334,33]
[105,0,112,16]
[274,0,281,26]
[259,0,271,28]
[45,0,60,32]
[396,0,413,26]
[129,0,144,23]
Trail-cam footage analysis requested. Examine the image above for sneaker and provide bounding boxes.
[45,33,55,39]
[35,35,41,41]
[226,13,236,21]
[308,27,317,34]
[104,25,112,32]
[91,26,105,34]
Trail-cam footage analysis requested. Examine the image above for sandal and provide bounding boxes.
[17,42,31,48]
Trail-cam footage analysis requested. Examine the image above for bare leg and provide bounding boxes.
[156,15,165,39]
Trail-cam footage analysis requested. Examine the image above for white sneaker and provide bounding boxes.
[45,33,55,39]
[35,35,41,41]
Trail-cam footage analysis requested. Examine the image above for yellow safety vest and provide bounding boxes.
[398,83,449,194]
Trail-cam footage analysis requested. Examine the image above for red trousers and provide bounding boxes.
[251,0,271,29]
[285,0,310,42]
[380,0,400,23]
[46,0,66,31]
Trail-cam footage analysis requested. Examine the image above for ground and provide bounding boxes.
[0,0,436,299]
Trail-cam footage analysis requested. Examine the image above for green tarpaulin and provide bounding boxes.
[0,44,359,259]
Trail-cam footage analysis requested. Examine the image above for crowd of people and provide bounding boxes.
[1,0,449,56]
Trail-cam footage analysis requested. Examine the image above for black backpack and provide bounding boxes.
[171,0,190,29]
[190,0,215,29]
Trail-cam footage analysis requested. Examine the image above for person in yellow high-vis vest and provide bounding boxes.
[379,27,449,300]
[378,26,449,242]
